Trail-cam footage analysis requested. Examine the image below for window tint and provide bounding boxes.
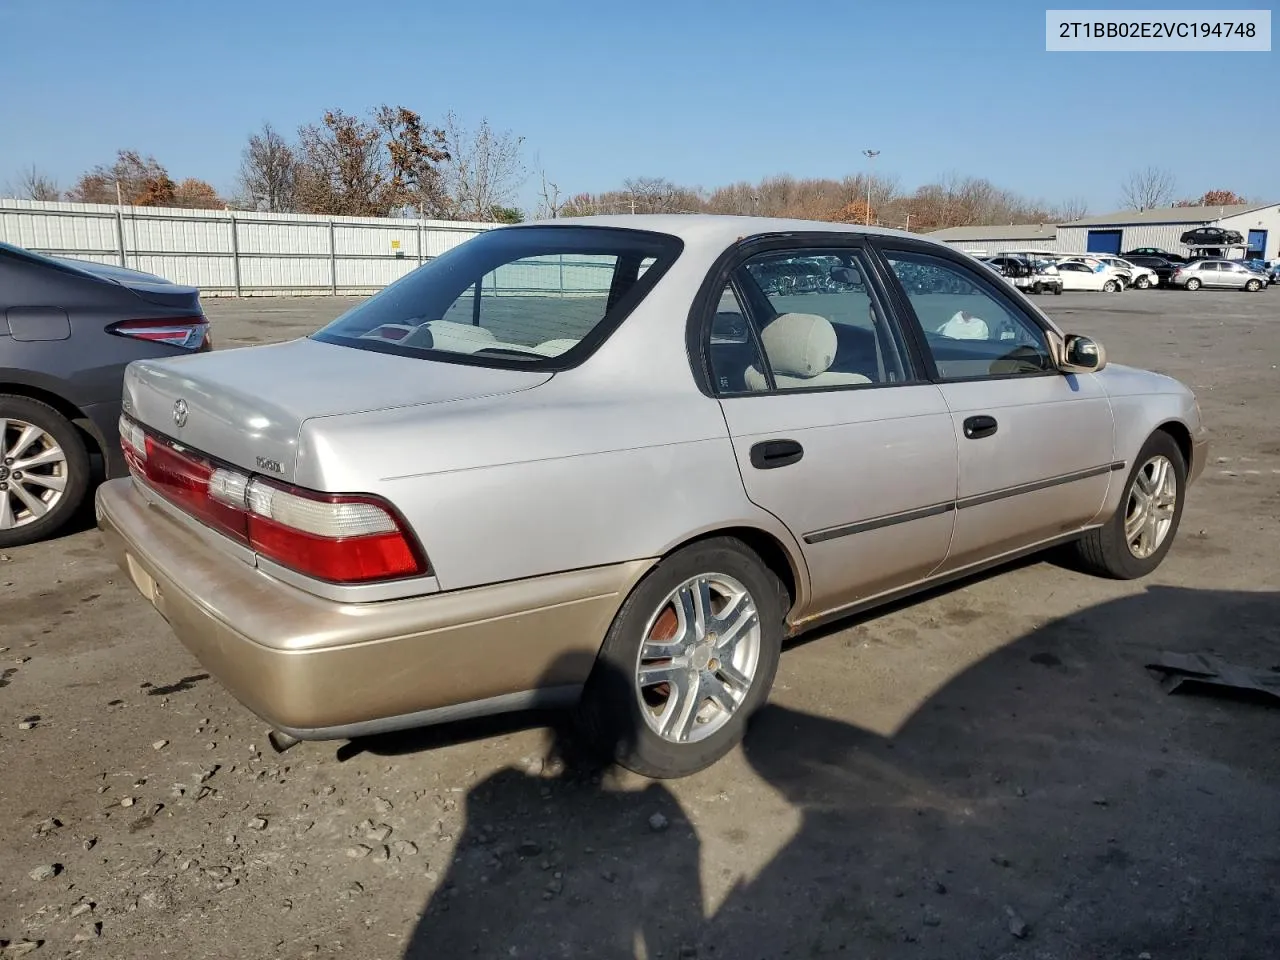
[884,251,1054,380]
[721,248,910,392]
[313,226,680,369]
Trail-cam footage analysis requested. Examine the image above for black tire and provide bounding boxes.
[1136,275,1150,289]
[1185,277,1201,291]
[1245,278,1262,292]
[1053,284,1063,295]
[1032,281,1043,295]
[1103,279,1119,293]
[0,396,91,548]
[576,536,785,778]
[1072,431,1186,580]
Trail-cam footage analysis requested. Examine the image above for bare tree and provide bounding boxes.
[442,113,527,221]
[1056,196,1089,221]
[9,164,61,201]
[1119,166,1176,210]
[237,123,298,212]
[534,162,564,219]
[67,151,176,206]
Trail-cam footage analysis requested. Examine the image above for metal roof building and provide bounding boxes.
[1054,203,1278,260]
[925,222,1059,254]
[930,203,1279,261]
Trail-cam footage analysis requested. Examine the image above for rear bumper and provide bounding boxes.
[95,478,653,738]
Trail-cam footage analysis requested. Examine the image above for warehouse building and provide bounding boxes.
[1054,203,1278,259]
[931,202,1279,260]
[926,222,1059,255]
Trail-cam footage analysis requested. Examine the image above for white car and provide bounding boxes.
[1056,260,1127,292]
[1089,255,1159,289]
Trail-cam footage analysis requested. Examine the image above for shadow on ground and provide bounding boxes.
[397,586,1280,959]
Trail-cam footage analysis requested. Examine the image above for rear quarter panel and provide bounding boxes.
[296,375,808,595]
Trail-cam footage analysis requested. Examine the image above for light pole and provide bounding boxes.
[862,149,879,225]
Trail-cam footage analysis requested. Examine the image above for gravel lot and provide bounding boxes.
[2,289,1278,959]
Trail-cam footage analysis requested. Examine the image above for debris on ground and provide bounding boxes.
[1146,651,1280,702]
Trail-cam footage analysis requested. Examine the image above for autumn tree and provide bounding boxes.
[295,106,449,218]
[441,113,527,221]
[236,122,298,212]
[1175,189,1248,207]
[1119,166,1177,210]
[67,151,177,206]
[172,178,222,209]
[8,165,61,201]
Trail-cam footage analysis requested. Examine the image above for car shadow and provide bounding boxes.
[400,586,1280,959]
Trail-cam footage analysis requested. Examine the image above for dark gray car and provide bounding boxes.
[0,242,210,546]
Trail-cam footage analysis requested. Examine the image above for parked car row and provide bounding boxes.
[979,248,1269,295]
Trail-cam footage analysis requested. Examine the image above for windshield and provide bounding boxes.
[312,225,682,369]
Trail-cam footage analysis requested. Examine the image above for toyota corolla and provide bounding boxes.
[97,216,1207,778]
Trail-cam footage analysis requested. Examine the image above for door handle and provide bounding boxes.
[962,415,998,440]
[750,439,804,469]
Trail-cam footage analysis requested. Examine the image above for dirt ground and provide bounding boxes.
[2,289,1278,960]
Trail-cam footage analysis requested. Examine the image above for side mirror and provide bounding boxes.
[1060,334,1107,373]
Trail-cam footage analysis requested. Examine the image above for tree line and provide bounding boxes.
[4,124,1253,231]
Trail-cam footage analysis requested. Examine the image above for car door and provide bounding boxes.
[702,239,958,618]
[875,242,1116,572]
[1219,262,1248,288]
[1059,262,1100,291]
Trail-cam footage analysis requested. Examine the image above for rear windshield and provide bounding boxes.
[312,225,682,369]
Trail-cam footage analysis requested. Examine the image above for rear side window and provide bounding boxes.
[313,226,681,369]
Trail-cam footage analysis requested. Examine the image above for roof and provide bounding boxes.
[522,213,918,247]
[1062,202,1278,227]
[925,223,1058,242]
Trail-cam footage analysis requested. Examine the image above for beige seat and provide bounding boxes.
[744,312,872,391]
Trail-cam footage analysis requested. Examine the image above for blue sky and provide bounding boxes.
[1,0,1274,214]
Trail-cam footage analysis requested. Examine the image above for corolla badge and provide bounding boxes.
[172,399,188,428]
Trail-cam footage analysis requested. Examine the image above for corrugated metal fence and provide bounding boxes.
[0,199,496,297]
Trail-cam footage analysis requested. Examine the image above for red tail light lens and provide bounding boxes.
[119,416,427,584]
[110,317,210,351]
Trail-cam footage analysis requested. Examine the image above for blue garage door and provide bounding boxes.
[1086,230,1123,254]
[1248,229,1267,259]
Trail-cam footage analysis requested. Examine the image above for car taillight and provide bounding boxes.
[119,416,426,583]
[109,317,210,351]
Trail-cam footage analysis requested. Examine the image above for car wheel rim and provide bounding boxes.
[0,419,68,530]
[635,573,762,745]
[1124,454,1177,560]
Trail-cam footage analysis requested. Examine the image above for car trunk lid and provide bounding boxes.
[122,337,552,483]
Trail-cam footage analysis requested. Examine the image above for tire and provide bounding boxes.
[1053,285,1063,295]
[1245,278,1262,292]
[1185,278,1201,291]
[1136,275,1150,289]
[1032,281,1043,295]
[0,395,91,548]
[1103,279,1119,293]
[1072,431,1186,580]
[576,536,785,778]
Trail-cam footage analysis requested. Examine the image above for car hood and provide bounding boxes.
[122,337,552,483]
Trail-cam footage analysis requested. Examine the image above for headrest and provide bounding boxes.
[757,313,836,378]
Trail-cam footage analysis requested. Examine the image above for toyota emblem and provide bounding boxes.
[173,399,188,428]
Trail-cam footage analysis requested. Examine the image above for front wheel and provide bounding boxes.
[1072,432,1186,579]
[577,537,785,778]
[1185,277,1202,291]
[1052,285,1063,295]
[1245,278,1262,292]
[0,396,91,548]
[1135,275,1151,289]
[1031,281,1043,295]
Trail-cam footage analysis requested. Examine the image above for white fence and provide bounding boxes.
[0,199,496,297]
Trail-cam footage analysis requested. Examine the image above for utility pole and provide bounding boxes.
[862,149,880,226]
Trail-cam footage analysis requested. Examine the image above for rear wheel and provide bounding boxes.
[1052,284,1063,295]
[1185,277,1202,291]
[1245,278,1262,292]
[577,537,785,778]
[1103,279,1119,292]
[1072,432,1185,579]
[0,396,91,548]
[1031,281,1043,295]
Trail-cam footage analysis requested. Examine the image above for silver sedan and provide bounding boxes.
[97,216,1208,778]
[1171,259,1268,291]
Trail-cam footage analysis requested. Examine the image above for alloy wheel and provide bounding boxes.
[0,418,69,531]
[1124,454,1177,560]
[635,573,762,744]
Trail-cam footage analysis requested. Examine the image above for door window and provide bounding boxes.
[884,250,1055,380]
[715,248,910,393]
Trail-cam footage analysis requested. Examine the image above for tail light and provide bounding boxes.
[119,415,426,584]
[110,317,211,351]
